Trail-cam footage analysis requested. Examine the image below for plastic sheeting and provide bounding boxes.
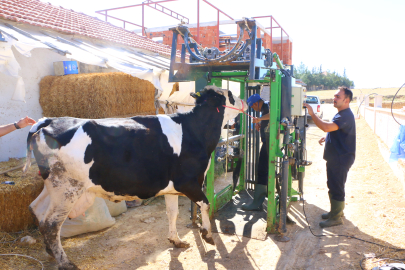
[0,23,171,103]
[390,125,405,161]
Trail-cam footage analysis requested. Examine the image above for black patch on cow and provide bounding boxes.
[30,117,84,150]
[228,90,235,105]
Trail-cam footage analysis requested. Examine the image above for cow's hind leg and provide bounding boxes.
[38,176,84,270]
[177,185,215,246]
[164,194,190,248]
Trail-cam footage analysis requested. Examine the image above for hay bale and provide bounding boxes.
[40,72,157,119]
[0,159,43,232]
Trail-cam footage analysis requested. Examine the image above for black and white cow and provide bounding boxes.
[23,86,246,270]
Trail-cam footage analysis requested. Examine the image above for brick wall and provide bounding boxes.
[147,25,292,65]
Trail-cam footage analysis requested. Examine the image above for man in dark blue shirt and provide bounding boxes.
[303,87,356,228]
[241,94,270,211]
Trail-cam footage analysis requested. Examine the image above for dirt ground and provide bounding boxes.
[1,104,405,270]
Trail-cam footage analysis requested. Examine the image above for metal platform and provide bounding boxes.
[213,190,268,240]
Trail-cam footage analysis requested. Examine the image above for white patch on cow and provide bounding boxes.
[29,117,48,133]
[29,185,50,222]
[57,126,94,181]
[218,89,248,128]
[157,115,182,156]
[196,200,212,238]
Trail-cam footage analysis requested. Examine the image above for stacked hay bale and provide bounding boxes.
[1,73,172,233]
[0,159,43,232]
[40,72,161,118]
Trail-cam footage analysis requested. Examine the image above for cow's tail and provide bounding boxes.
[23,118,51,174]
[23,132,34,174]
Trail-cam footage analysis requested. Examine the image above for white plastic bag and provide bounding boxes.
[103,199,127,217]
[60,197,115,238]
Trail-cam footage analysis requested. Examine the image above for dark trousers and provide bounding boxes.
[257,142,269,185]
[326,155,354,201]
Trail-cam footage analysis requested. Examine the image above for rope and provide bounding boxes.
[223,103,256,120]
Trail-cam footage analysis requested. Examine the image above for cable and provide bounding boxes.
[391,83,405,126]
[301,193,405,269]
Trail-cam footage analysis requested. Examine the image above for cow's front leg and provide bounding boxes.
[164,194,190,248]
[178,184,215,246]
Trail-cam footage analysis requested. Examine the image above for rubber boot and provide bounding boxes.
[321,193,332,219]
[319,199,345,228]
[321,193,344,219]
[241,184,267,211]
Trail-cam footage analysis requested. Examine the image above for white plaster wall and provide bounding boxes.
[0,47,67,161]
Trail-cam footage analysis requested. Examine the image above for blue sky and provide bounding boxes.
[44,0,405,89]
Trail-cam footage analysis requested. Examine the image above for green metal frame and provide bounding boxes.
[200,70,303,231]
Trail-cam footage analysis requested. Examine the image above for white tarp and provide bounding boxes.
[0,23,170,103]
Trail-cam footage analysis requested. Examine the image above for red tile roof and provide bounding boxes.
[0,0,176,57]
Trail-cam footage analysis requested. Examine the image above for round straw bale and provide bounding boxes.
[0,159,43,232]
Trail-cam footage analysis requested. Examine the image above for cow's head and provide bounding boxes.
[190,85,247,127]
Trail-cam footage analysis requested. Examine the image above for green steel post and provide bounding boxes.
[207,151,216,218]
[267,70,281,233]
[206,78,222,218]
[288,131,294,199]
[273,53,284,70]
[236,81,246,193]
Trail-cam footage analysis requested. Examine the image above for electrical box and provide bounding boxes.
[53,61,79,76]
[291,86,306,116]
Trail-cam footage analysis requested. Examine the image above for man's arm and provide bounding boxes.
[303,103,338,132]
[252,113,269,124]
[0,116,36,137]
[0,123,17,137]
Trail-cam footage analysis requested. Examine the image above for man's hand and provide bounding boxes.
[255,123,261,132]
[303,102,314,116]
[319,137,325,145]
[252,118,261,124]
[17,116,36,129]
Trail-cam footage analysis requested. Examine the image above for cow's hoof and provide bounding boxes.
[59,261,80,270]
[200,228,215,245]
[168,239,190,248]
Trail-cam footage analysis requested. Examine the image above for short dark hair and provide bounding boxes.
[339,86,353,102]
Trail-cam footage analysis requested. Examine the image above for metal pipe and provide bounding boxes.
[270,16,273,52]
[217,134,245,146]
[279,156,289,234]
[281,29,283,63]
[197,0,200,44]
[273,53,284,69]
[217,10,220,49]
[95,0,176,12]
[142,2,145,36]
[202,0,233,20]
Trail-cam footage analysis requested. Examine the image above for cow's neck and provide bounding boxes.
[184,105,224,154]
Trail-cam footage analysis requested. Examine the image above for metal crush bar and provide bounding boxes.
[217,134,245,146]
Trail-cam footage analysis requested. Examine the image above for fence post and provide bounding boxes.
[374,95,383,108]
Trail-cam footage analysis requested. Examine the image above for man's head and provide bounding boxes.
[333,86,353,111]
[247,94,262,112]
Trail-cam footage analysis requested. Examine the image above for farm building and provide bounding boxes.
[0,0,180,162]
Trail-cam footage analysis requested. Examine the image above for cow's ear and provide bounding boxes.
[228,90,235,105]
[190,92,199,99]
